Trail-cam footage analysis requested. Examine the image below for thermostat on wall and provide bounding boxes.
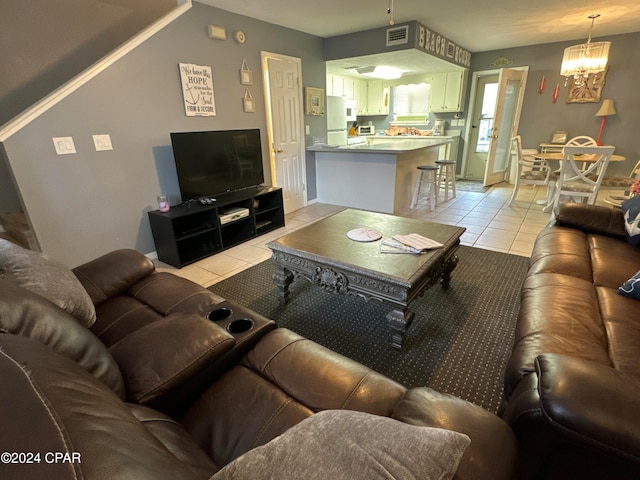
[233,30,246,44]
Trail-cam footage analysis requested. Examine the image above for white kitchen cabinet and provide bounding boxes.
[429,71,467,113]
[365,80,390,115]
[326,74,356,99]
[326,74,341,96]
[328,76,390,115]
[355,79,368,114]
[342,76,355,98]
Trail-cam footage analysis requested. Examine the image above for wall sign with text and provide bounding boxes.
[415,22,471,68]
[179,63,216,117]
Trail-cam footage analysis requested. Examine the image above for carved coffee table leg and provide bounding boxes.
[272,266,294,303]
[387,308,415,351]
[441,253,459,289]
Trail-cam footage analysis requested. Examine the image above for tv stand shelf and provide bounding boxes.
[148,186,284,268]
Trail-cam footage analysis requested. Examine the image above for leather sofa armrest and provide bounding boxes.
[554,203,626,239]
[391,387,518,480]
[536,353,640,462]
[109,313,236,406]
[72,249,156,305]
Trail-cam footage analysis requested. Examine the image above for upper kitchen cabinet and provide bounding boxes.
[326,74,390,116]
[429,71,467,112]
[326,74,355,98]
[365,80,390,115]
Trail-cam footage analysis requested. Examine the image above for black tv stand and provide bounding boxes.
[148,186,284,268]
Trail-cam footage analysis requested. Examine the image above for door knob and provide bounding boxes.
[275,148,284,153]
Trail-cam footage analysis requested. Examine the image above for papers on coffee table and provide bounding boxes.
[380,233,444,254]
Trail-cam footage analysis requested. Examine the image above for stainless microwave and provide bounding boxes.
[357,125,375,136]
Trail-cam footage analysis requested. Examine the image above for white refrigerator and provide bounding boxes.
[326,95,347,146]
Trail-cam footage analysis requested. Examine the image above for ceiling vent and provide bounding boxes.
[386,25,409,46]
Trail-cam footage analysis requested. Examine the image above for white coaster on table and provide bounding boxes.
[346,227,383,242]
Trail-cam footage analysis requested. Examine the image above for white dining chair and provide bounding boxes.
[599,159,640,194]
[542,136,598,211]
[508,136,550,206]
[549,145,615,218]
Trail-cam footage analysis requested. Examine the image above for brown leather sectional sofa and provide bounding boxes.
[0,244,517,480]
[502,203,640,479]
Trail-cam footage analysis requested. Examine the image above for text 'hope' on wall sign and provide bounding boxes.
[179,63,216,117]
[415,22,471,68]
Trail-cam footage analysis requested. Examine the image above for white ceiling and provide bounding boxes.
[197,0,640,52]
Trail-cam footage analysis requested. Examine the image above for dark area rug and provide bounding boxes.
[208,245,529,413]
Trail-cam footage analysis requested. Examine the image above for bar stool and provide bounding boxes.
[411,165,439,211]
[436,160,457,202]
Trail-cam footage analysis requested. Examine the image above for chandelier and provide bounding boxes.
[560,14,610,86]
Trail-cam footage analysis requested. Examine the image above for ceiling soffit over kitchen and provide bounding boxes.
[325,21,469,78]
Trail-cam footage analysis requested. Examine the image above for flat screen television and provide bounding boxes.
[170,129,265,200]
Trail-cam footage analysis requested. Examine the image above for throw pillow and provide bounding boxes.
[621,196,640,246]
[618,270,640,300]
[0,239,96,327]
[213,409,470,480]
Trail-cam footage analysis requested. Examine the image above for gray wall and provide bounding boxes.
[0,0,178,127]
[2,2,324,266]
[471,31,640,175]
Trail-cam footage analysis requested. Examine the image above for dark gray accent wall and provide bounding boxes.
[1,2,324,266]
[470,31,640,175]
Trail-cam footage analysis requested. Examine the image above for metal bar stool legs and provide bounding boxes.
[436,160,457,202]
[411,165,439,211]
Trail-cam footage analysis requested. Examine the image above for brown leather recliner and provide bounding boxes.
[0,247,518,479]
[502,203,640,479]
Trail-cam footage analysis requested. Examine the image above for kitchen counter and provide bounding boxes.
[310,137,448,214]
[308,137,451,154]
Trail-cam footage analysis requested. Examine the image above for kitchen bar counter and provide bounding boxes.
[309,138,450,214]
[308,137,452,154]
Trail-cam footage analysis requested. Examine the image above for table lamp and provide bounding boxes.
[595,98,616,145]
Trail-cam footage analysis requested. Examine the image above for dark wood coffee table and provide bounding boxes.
[266,209,465,350]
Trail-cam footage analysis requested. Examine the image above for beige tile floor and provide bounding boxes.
[156,182,619,288]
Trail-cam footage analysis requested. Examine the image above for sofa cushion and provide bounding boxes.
[621,196,640,246]
[0,334,209,480]
[0,239,96,327]
[181,328,406,467]
[0,279,125,397]
[213,409,470,480]
[618,270,640,300]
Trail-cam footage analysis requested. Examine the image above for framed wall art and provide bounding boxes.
[240,59,253,85]
[243,89,255,113]
[566,68,608,104]
[178,62,216,116]
[305,87,324,115]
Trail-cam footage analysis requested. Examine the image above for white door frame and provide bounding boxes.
[260,51,307,211]
[461,66,529,181]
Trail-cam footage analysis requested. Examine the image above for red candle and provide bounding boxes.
[539,75,546,94]
[552,84,559,103]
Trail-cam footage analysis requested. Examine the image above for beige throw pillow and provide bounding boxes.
[0,239,96,327]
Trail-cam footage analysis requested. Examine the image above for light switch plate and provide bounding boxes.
[93,134,113,151]
[458,119,465,126]
[52,137,76,155]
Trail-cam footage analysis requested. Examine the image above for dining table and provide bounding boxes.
[532,151,626,211]
[533,152,626,162]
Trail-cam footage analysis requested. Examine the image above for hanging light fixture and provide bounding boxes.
[560,14,610,87]
[387,0,395,25]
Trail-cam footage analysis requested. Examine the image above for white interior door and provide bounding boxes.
[261,52,306,213]
[483,68,526,186]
